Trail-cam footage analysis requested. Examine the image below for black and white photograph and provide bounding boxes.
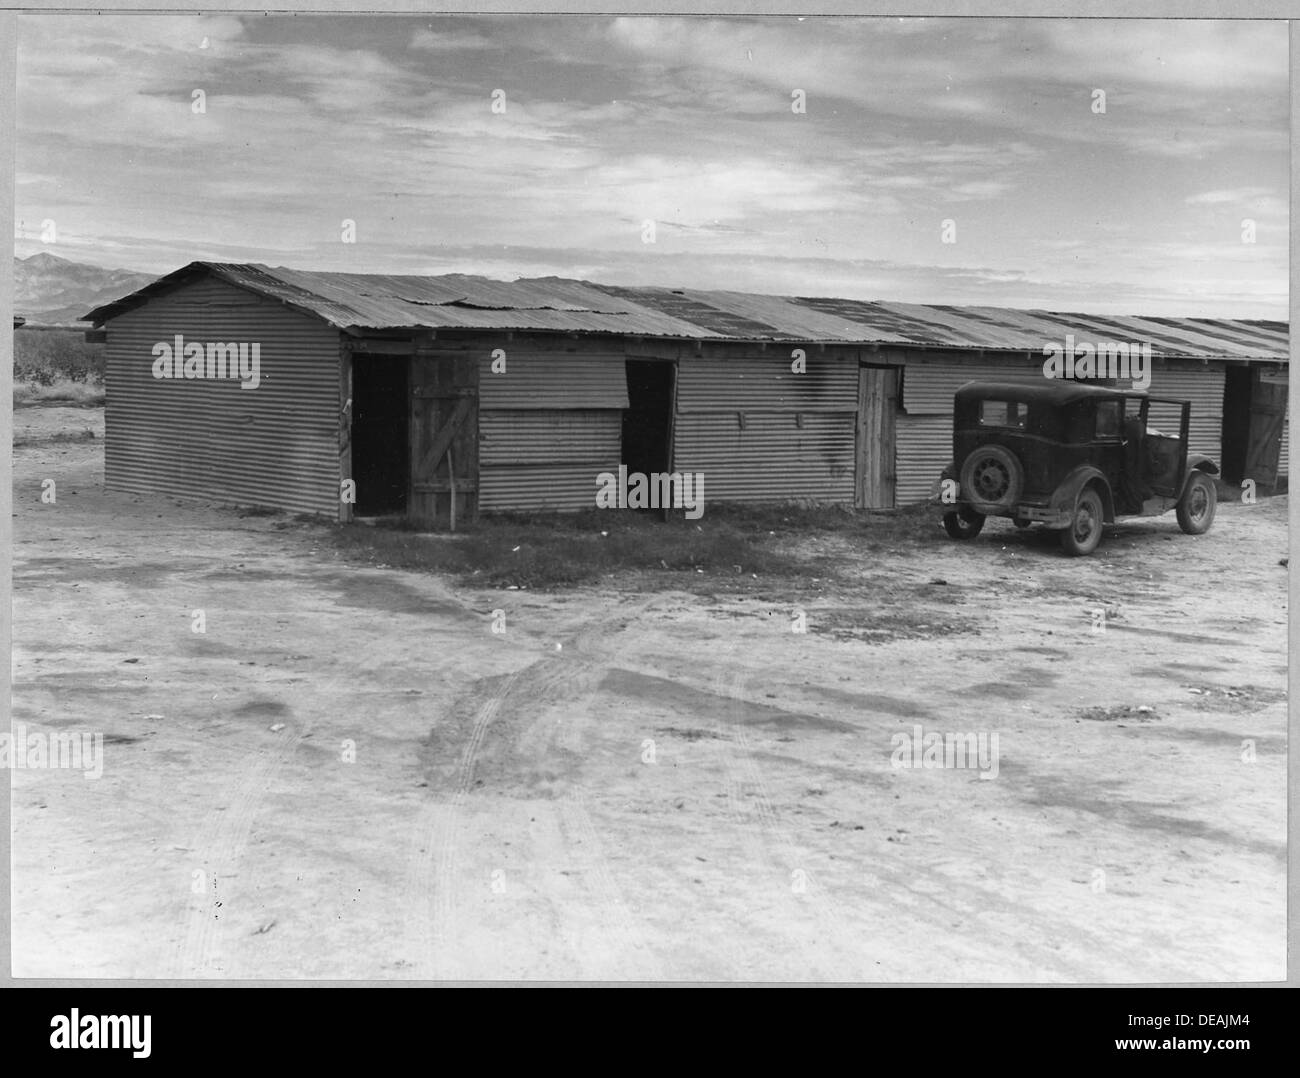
[4,10,1290,992]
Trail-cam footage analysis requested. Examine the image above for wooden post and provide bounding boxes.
[338,338,354,524]
[447,444,456,533]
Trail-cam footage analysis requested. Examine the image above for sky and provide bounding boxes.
[12,14,1291,319]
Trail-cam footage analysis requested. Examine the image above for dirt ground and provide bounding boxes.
[9,405,1289,982]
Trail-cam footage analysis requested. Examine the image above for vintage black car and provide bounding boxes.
[934,380,1219,556]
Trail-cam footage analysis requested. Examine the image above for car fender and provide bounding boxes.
[1050,465,1115,522]
[1178,458,1219,500]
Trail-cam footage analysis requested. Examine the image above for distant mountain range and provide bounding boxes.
[14,252,157,326]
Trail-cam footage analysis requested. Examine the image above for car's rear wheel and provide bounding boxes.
[959,444,1024,513]
[1176,471,1217,535]
[1060,487,1105,556]
[943,507,985,540]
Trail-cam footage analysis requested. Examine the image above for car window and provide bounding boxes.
[978,400,1026,429]
[1095,400,1121,438]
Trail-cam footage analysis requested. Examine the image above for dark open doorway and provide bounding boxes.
[1221,366,1252,484]
[1222,365,1287,489]
[622,360,676,481]
[352,355,410,515]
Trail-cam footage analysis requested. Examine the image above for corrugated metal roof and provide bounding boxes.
[84,262,723,340]
[83,261,1288,361]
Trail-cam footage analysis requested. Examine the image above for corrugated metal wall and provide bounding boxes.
[901,361,1046,414]
[675,351,857,410]
[477,350,627,511]
[479,410,622,463]
[673,352,857,502]
[895,416,951,504]
[673,412,855,501]
[479,353,629,410]
[104,277,341,516]
[1279,418,1289,477]
[893,359,1226,504]
[1143,366,1224,461]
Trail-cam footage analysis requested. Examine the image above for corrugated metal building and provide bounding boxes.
[83,262,1289,522]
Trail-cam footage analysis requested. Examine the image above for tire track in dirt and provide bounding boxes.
[531,596,667,977]
[851,853,1107,981]
[429,667,525,976]
[553,789,663,978]
[401,665,525,979]
[170,602,390,979]
[707,678,1138,982]
[403,596,665,980]
[550,594,663,756]
[171,722,309,978]
[718,705,1065,981]
[710,659,874,982]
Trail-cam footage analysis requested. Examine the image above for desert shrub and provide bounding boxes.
[13,328,105,384]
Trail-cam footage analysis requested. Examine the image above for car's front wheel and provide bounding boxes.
[1176,472,1217,535]
[1060,487,1104,556]
[943,507,986,540]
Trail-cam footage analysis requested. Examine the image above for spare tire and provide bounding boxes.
[959,444,1024,513]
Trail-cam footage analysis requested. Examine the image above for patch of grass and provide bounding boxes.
[702,499,935,543]
[12,427,97,448]
[1075,705,1160,722]
[1183,685,1287,712]
[322,503,938,591]
[13,379,106,407]
[816,605,982,645]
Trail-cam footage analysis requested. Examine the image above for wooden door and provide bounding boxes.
[410,344,480,528]
[857,365,898,508]
[1244,375,1287,489]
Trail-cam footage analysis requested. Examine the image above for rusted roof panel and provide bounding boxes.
[783,297,1287,359]
[83,261,1288,361]
[589,284,797,339]
[644,287,917,345]
[229,264,724,337]
[84,262,726,339]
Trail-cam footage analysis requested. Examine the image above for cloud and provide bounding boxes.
[1185,187,1287,217]
[594,17,1287,159]
[411,26,499,52]
[12,14,1288,320]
